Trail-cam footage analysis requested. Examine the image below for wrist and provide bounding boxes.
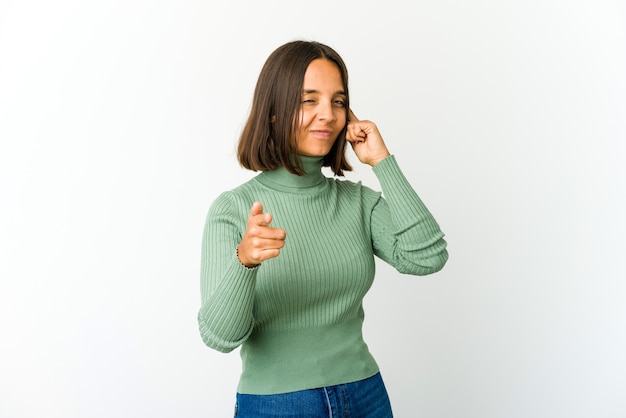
[369,152,391,167]
[237,246,259,269]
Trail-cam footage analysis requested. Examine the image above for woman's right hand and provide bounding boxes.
[237,202,286,268]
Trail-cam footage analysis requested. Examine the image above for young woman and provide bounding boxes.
[198,40,448,417]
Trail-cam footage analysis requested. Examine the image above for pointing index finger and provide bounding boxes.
[348,108,359,123]
[250,201,263,216]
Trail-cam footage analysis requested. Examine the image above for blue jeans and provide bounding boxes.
[234,372,393,417]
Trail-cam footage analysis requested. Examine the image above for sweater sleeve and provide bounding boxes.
[197,192,257,353]
[370,155,449,275]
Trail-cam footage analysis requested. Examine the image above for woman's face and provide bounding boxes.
[296,58,347,157]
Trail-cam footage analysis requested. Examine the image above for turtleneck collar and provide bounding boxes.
[255,156,327,194]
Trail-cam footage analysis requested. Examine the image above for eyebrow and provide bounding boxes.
[302,89,346,96]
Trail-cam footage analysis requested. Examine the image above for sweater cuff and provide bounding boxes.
[371,154,403,183]
[198,254,258,352]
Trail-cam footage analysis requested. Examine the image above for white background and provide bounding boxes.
[1,1,625,417]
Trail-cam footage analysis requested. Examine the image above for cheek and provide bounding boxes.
[336,112,347,129]
[298,109,314,129]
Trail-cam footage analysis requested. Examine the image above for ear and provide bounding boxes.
[270,115,276,123]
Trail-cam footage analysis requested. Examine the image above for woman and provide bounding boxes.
[198,40,448,417]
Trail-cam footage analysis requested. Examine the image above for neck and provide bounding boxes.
[255,156,326,193]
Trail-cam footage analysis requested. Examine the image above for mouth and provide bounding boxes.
[309,130,333,139]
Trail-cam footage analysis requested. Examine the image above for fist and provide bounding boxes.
[346,108,390,166]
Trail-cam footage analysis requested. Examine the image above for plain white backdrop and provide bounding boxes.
[1,0,625,417]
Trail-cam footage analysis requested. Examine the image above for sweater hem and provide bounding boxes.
[237,317,379,395]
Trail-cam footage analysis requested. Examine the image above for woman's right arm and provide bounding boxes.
[197,193,257,353]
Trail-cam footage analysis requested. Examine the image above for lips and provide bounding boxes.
[309,130,333,138]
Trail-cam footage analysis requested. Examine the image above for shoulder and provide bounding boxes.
[330,177,382,206]
[207,176,261,217]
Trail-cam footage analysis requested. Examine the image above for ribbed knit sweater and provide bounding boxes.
[198,155,448,395]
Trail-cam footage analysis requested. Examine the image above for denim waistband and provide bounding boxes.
[235,372,393,417]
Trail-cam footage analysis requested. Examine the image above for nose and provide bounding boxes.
[317,101,336,122]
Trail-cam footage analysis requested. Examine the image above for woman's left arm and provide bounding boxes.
[369,156,448,275]
[347,110,448,275]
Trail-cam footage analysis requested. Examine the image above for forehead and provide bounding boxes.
[302,59,344,90]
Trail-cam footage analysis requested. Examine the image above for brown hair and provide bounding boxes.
[237,40,352,176]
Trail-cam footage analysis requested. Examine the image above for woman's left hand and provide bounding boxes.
[346,109,391,167]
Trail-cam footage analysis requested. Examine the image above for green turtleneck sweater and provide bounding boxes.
[198,155,448,395]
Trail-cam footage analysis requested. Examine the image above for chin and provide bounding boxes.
[300,149,331,157]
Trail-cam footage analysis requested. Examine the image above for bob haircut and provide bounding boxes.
[237,40,352,176]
